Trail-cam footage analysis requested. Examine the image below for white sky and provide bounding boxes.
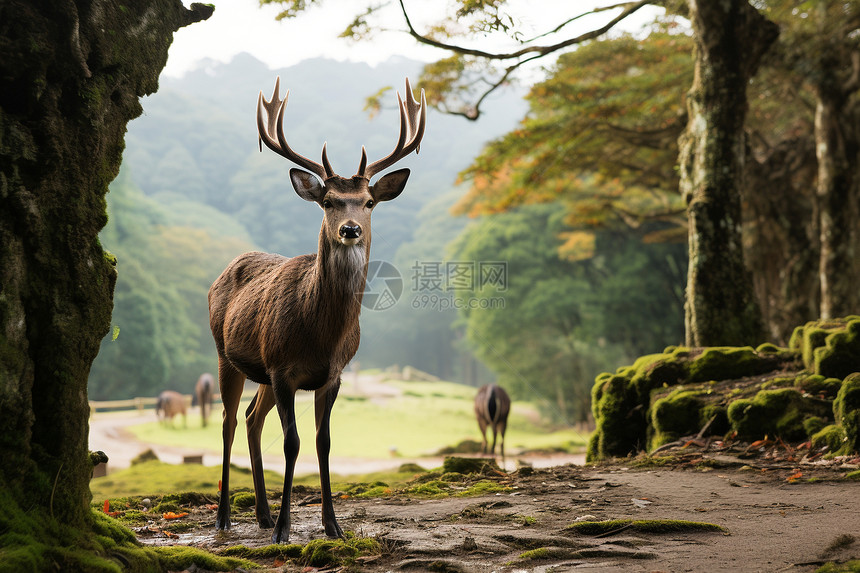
[165,1,662,78]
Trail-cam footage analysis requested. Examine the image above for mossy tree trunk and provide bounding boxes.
[0,0,210,534]
[813,87,860,319]
[678,0,777,347]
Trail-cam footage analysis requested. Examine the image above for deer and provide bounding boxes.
[155,390,187,427]
[193,372,214,427]
[474,384,510,466]
[208,77,426,543]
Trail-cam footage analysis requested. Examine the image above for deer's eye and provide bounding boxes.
[322,199,333,209]
[365,200,374,209]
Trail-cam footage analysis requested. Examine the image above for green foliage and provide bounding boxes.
[449,203,685,424]
[456,31,692,239]
[89,169,255,399]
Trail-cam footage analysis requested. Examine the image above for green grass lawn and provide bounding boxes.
[124,379,587,460]
[89,459,425,500]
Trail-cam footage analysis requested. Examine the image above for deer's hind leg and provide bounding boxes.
[246,384,277,528]
[477,416,489,455]
[216,356,245,530]
[315,377,344,538]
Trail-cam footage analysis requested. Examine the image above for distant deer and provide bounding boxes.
[475,384,510,463]
[155,390,187,427]
[193,373,214,427]
[209,77,426,543]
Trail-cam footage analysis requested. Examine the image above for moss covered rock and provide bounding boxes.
[649,388,727,449]
[834,373,860,453]
[589,320,860,461]
[790,317,860,378]
[588,343,799,461]
[727,388,832,441]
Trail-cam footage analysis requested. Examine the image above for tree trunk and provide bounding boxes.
[814,90,860,318]
[678,0,777,347]
[744,136,819,343]
[0,0,210,544]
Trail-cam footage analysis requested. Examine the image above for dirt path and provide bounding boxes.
[130,459,858,572]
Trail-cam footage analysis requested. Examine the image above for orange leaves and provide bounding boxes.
[162,511,189,520]
[102,499,120,517]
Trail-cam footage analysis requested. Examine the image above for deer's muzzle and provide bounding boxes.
[339,224,362,243]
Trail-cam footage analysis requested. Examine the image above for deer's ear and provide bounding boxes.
[290,168,325,202]
[370,168,410,203]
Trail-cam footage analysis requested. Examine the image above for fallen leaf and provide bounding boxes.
[273,558,286,567]
[103,500,110,513]
[163,511,189,520]
[206,504,218,511]
[786,471,803,482]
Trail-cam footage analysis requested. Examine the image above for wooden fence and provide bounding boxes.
[88,394,223,417]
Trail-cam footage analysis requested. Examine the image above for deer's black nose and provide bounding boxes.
[339,224,361,239]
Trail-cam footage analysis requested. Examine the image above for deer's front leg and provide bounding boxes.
[246,384,277,529]
[216,357,245,530]
[315,378,344,538]
[272,386,299,544]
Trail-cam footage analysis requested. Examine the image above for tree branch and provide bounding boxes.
[398,0,653,61]
[397,0,655,119]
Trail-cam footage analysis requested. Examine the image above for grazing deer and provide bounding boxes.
[193,373,214,427]
[155,390,187,427]
[209,77,426,543]
[475,384,510,463]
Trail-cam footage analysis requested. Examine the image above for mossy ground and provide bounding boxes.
[565,519,726,535]
[0,486,256,573]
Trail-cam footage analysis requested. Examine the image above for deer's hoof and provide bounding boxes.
[325,520,344,539]
[271,526,290,544]
[258,514,275,529]
[215,514,231,530]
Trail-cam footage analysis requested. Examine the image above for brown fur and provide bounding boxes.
[474,384,511,463]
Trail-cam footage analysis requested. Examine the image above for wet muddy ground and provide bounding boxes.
[129,449,859,572]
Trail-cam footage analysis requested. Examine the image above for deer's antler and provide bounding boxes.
[359,78,427,180]
[257,77,334,181]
